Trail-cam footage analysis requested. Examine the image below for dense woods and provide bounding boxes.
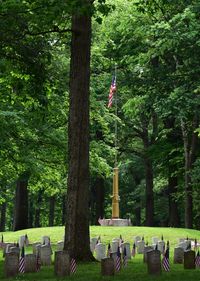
[0,0,200,239]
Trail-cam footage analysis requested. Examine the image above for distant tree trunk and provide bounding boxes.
[168,170,180,227]
[13,172,29,231]
[94,178,105,224]
[62,194,66,225]
[135,207,141,226]
[64,9,94,261]
[34,190,43,228]
[28,194,34,228]
[49,196,55,226]
[144,157,154,226]
[0,202,6,232]
[181,116,199,229]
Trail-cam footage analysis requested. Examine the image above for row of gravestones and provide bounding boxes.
[101,249,197,276]
[4,250,74,277]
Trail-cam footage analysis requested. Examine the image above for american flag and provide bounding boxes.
[108,76,116,108]
[70,258,77,274]
[19,246,25,273]
[107,243,111,258]
[195,251,200,267]
[123,247,128,267]
[162,247,170,272]
[115,246,121,272]
[132,243,136,257]
[36,252,41,272]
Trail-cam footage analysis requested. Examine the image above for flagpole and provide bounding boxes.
[112,63,119,219]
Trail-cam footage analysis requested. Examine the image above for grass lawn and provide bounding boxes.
[0,226,200,280]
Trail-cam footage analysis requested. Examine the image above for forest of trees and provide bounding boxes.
[1,0,200,237]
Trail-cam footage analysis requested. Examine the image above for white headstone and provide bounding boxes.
[42,236,50,245]
[95,243,106,261]
[57,241,64,251]
[178,241,188,251]
[18,235,29,248]
[121,242,131,259]
[111,241,119,253]
[40,245,52,265]
[134,236,141,246]
[157,241,165,254]
[90,238,98,253]
[137,240,145,254]
[152,237,159,245]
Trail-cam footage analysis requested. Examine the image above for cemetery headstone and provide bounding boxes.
[147,249,161,275]
[121,242,131,259]
[90,238,98,253]
[95,243,106,261]
[157,241,165,254]
[174,247,184,264]
[101,258,115,276]
[40,245,52,265]
[184,250,195,269]
[54,251,70,277]
[137,240,145,254]
[19,235,29,248]
[143,246,154,263]
[25,254,37,273]
[32,242,41,255]
[111,241,119,253]
[42,236,50,245]
[57,241,64,251]
[9,246,20,255]
[4,252,19,278]
[134,236,141,246]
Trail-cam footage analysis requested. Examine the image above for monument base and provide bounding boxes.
[98,218,131,227]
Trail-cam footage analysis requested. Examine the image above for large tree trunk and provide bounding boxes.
[49,196,55,226]
[62,194,66,225]
[64,10,94,261]
[13,172,29,231]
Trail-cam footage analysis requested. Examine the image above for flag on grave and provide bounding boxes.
[132,243,136,257]
[162,247,170,272]
[108,76,116,108]
[19,246,25,273]
[70,258,77,274]
[107,243,111,258]
[123,247,128,267]
[195,251,200,267]
[36,252,41,272]
[115,246,121,272]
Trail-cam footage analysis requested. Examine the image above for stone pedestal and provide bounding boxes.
[101,258,115,276]
[54,251,70,277]
[98,218,131,226]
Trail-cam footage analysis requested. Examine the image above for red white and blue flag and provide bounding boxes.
[162,247,170,272]
[108,76,116,108]
[115,246,121,272]
[195,251,200,267]
[70,258,77,274]
[19,246,25,273]
[123,247,128,267]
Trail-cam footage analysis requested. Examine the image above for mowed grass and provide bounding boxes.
[0,226,200,281]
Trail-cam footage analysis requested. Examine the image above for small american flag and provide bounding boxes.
[70,258,77,274]
[131,243,136,257]
[195,251,200,267]
[162,247,170,272]
[108,76,116,108]
[107,243,111,258]
[123,247,128,267]
[115,246,121,272]
[19,246,25,273]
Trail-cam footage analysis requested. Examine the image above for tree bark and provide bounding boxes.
[13,172,29,231]
[64,10,94,261]
[62,194,66,225]
[168,171,180,227]
[49,196,55,226]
